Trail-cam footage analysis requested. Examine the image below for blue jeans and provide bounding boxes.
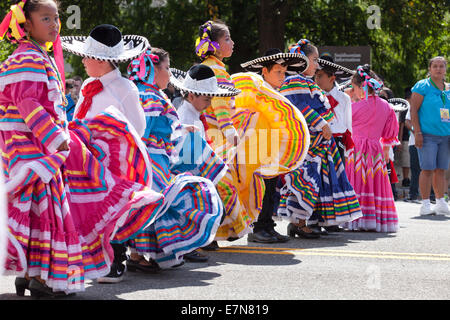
[417,134,450,170]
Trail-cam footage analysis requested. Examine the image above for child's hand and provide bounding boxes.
[57,141,69,151]
[184,125,200,133]
[322,124,332,140]
[383,146,390,163]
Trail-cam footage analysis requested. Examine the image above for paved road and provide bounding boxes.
[1,200,449,303]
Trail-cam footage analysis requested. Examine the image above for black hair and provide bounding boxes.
[288,40,317,57]
[318,67,335,78]
[318,54,336,77]
[198,19,229,43]
[379,87,394,100]
[15,0,60,19]
[404,87,412,99]
[150,47,169,67]
[258,48,288,74]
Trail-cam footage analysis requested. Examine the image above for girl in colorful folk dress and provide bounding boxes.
[124,48,227,269]
[0,0,164,297]
[277,39,362,238]
[344,65,399,232]
[195,20,251,243]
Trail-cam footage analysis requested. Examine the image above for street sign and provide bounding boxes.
[318,46,371,82]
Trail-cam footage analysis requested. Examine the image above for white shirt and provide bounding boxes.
[75,68,146,137]
[326,85,352,134]
[177,100,206,140]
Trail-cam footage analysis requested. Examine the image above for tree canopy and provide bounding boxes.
[1,0,448,96]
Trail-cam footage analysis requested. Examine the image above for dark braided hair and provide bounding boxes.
[14,0,60,19]
[150,47,169,67]
[288,39,317,57]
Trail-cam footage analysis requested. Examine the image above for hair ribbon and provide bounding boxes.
[289,39,310,56]
[356,65,383,100]
[0,1,27,42]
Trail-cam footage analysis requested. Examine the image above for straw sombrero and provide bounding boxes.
[388,98,410,112]
[61,24,149,63]
[170,65,241,97]
[318,54,355,78]
[241,48,309,74]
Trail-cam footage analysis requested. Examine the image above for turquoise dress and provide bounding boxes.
[125,82,227,268]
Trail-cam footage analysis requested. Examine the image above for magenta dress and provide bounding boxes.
[0,40,164,293]
[344,96,399,232]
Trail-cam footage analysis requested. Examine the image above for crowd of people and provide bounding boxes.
[0,0,448,298]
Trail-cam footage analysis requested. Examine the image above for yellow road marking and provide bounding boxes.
[215,246,450,262]
[225,246,450,257]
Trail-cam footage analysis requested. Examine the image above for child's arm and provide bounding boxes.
[209,96,239,145]
[11,81,69,153]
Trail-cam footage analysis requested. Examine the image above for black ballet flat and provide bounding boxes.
[126,257,161,274]
[15,277,30,297]
[287,223,320,239]
[171,260,185,268]
[28,278,74,299]
[184,250,209,263]
[201,240,219,251]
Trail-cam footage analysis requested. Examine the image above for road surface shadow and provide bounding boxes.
[411,215,450,221]
[64,268,222,300]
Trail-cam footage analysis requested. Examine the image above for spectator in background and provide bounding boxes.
[65,78,76,121]
[410,56,449,216]
[404,87,421,203]
[65,76,83,121]
[397,89,411,188]
[379,87,399,201]
[71,75,83,104]
[446,163,450,201]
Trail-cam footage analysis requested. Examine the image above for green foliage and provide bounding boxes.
[0,41,14,63]
[1,0,448,97]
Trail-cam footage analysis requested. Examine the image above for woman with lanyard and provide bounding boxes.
[410,56,450,216]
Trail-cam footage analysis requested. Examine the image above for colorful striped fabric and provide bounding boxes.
[230,72,310,220]
[0,41,65,107]
[199,57,253,240]
[344,96,399,232]
[124,83,225,266]
[277,74,362,226]
[1,41,165,293]
[201,56,238,154]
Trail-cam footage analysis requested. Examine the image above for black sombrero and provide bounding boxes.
[241,48,309,74]
[61,24,150,63]
[388,98,410,112]
[318,54,355,78]
[170,65,241,97]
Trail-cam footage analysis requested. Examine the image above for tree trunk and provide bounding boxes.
[257,0,291,55]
